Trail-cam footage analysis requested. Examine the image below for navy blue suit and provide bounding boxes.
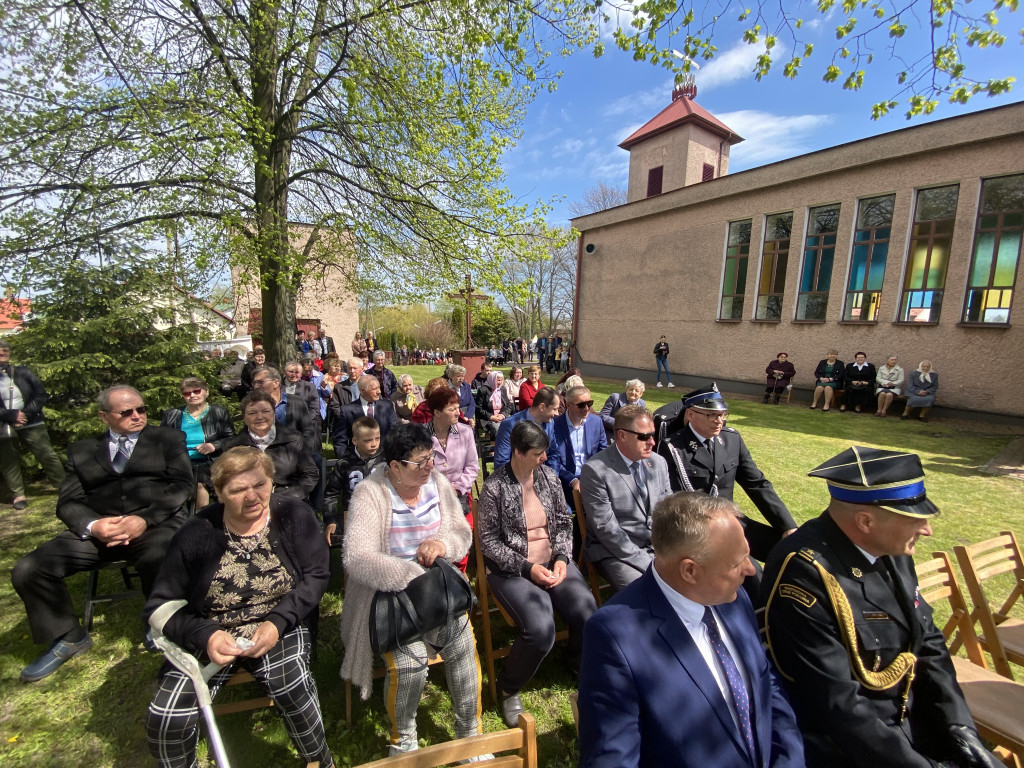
[549,412,607,489]
[578,568,804,768]
[493,409,556,469]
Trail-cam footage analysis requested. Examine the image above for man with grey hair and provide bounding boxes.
[578,491,803,768]
[599,379,647,442]
[12,385,192,682]
[0,339,65,510]
[328,356,364,423]
[333,374,396,455]
[580,405,671,591]
[368,349,398,398]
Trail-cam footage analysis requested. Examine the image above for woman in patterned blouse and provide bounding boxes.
[143,446,333,768]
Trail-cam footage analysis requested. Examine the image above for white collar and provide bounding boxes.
[651,564,707,632]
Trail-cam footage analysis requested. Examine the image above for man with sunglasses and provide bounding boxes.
[580,405,671,591]
[549,385,606,507]
[657,384,796,565]
[12,385,192,682]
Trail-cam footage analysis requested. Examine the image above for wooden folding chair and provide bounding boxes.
[571,486,614,607]
[472,496,568,704]
[352,712,537,767]
[917,551,1024,767]
[954,532,1024,680]
[212,669,274,715]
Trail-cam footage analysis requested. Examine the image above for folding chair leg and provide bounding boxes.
[84,568,100,632]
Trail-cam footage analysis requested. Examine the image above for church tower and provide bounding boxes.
[619,78,743,203]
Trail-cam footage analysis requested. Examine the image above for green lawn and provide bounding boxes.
[0,365,1021,766]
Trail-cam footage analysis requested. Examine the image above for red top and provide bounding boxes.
[518,380,544,410]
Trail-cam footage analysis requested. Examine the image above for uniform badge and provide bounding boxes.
[688,441,699,452]
[779,584,816,608]
[715,435,723,446]
[851,567,863,578]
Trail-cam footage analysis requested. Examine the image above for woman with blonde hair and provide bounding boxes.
[875,354,905,417]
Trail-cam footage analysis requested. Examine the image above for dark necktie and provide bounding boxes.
[112,435,131,473]
[367,401,374,418]
[703,607,756,762]
[631,461,648,511]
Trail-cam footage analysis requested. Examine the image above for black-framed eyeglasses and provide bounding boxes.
[619,428,655,441]
[573,400,594,409]
[106,406,148,418]
[400,455,435,470]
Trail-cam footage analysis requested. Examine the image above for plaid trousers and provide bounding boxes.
[146,625,332,768]
[382,613,484,754]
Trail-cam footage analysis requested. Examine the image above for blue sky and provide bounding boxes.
[502,6,1023,226]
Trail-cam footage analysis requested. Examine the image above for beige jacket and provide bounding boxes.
[338,466,471,699]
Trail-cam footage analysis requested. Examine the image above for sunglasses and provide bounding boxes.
[619,428,656,441]
[107,406,148,418]
[573,400,595,409]
[181,389,204,397]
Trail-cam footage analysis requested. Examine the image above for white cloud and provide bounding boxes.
[613,121,644,144]
[595,1,648,43]
[603,80,673,117]
[553,138,585,157]
[717,109,834,167]
[698,38,786,93]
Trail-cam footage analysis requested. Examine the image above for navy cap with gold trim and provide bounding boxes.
[809,446,939,518]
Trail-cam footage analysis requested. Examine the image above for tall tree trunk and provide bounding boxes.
[251,0,296,368]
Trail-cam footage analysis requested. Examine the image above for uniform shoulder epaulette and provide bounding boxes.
[722,426,738,433]
[797,547,818,563]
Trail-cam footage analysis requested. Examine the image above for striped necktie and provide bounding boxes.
[112,435,131,473]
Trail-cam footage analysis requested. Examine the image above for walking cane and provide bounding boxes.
[769,371,781,403]
[148,600,233,768]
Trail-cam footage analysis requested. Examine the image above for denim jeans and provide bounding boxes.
[656,357,672,384]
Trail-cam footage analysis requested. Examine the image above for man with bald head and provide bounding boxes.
[12,385,192,682]
[333,375,397,456]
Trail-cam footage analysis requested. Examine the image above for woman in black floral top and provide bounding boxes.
[143,447,332,768]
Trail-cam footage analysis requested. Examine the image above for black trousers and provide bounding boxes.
[11,520,181,644]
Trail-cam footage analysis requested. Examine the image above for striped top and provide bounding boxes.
[387,477,442,561]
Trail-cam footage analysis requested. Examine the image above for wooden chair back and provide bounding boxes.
[571,486,613,607]
[352,712,538,768]
[954,531,1024,679]
[918,551,1024,765]
[471,495,569,704]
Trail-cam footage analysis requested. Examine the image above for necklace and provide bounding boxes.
[224,512,270,561]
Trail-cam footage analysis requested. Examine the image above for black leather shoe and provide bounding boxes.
[21,633,93,682]
[12,497,27,510]
[500,692,525,728]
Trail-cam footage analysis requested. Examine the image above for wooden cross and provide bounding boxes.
[447,273,489,349]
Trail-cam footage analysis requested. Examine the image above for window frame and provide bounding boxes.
[755,212,793,322]
[842,194,896,323]
[719,219,751,321]
[897,184,960,324]
[796,203,841,322]
[960,173,1024,326]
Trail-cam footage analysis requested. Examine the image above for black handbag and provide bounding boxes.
[369,558,476,654]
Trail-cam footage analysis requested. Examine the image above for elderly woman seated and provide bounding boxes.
[902,361,939,422]
[875,355,905,417]
[224,391,318,500]
[600,379,647,439]
[390,374,426,423]
[840,352,876,413]
[339,423,484,755]
[143,447,332,768]
[478,420,598,728]
[763,353,795,404]
[475,370,515,440]
[161,376,235,508]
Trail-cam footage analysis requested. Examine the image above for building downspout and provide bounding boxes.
[572,232,584,366]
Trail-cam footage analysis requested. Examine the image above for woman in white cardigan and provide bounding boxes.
[338,422,483,756]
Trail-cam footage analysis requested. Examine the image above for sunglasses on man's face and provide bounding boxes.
[107,406,148,418]
[573,400,594,409]
[619,428,655,441]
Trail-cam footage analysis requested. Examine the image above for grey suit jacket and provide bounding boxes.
[579,445,671,572]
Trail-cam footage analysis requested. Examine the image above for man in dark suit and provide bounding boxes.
[493,385,559,468]
[11,385,192,682]
[762,447,1001,768]
[658,383,796,562]
[580,405,671,591]
[578,491,804,768]
[313,327,335,358]
[284,360,322,433]
[549,385,607,500]
[332,375,397,456]
[327,357,364,424]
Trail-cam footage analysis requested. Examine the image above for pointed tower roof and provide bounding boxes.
[619,82,744,150]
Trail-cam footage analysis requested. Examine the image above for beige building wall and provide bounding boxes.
[232,224,358,348]
[626,123,732,202]
[574,102,1024,416]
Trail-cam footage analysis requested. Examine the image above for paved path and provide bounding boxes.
[980,437,1024,480]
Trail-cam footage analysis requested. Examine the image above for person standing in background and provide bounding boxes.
[653,335,675,389]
